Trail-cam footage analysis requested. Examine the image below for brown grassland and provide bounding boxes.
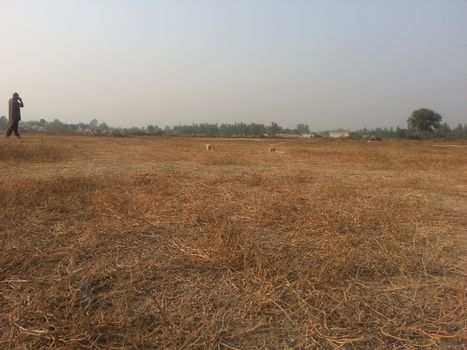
[0,135,466,349]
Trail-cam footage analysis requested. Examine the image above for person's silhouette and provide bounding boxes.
[6,92,24,138]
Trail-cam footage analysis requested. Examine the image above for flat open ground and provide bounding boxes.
[1,135,466,349]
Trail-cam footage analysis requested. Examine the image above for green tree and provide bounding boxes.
[89,118,99,130]
[296,123,310,134]
[146,125,161,135]
[49,119,65,133]
[267,122,281,136]
[0,116,7,130]
[453,124,465,139]
[407,108,442,135]
[435,122,451,138]
[98,122,110,132]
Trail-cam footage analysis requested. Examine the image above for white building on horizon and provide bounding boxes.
[329,131,350,138]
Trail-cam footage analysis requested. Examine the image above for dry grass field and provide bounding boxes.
[1,135,466,349]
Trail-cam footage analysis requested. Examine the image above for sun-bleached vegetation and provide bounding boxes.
[1,135,466,349]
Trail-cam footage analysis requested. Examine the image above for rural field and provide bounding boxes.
[0,135,466,349]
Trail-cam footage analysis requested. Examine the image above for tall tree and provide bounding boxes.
[407,108,442,135]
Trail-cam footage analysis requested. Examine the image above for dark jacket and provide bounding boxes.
[9,98,24,125]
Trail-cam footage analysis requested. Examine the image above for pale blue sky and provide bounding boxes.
[0,0,466,130]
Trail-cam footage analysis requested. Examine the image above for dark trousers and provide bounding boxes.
[6,121,20,137]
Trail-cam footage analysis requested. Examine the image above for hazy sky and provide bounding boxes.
[0,0,466,130]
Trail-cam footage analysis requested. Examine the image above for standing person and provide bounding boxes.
[6,92,24,138]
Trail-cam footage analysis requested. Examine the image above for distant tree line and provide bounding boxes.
[350,124,467,140]
[0,116,312,137]
[1,108,465,139]
[352,109,466,140]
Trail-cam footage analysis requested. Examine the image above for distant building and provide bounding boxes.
[329,131,350,138]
